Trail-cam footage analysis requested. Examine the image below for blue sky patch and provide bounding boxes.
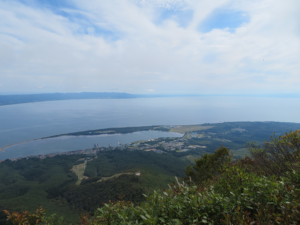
[202,53,218,64]
[19,0,74,9]
[59,11,122,41]
[199,8,249,33]
[15,0,122,41]
[154,8,193,28]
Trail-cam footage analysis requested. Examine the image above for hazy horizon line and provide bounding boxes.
[1,92,300,98]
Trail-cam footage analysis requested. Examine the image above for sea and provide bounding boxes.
[0,96,299,160]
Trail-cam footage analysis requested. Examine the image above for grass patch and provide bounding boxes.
[170,125,214,133]
[71,162,86,185]
[97,172,135,182]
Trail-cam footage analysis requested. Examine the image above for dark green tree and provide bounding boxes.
[247,130,300,177]
[184,146,232,184]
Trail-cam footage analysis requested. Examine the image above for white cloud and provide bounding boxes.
[0,0,299,94]
[147,89,155,92]
[135,0,190,9]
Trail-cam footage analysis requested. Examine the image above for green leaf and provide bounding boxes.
[140,215,147,220]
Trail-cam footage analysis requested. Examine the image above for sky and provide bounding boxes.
[0,0,299,95]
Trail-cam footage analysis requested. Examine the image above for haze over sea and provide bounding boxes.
[0,96,299,160]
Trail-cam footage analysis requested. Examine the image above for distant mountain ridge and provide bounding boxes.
[0,92,156,106]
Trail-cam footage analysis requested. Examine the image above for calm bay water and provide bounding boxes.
[0,131,182,160]
[0,96,299,159]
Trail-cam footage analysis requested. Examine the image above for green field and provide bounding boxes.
[170,125,214,133]
[71,162,87,185]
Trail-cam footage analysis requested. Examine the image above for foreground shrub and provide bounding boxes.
[184,146,232,185]
[80,161,300,224]
[4,206,64,225]
[247,130,300,177]
[6,167,300,224]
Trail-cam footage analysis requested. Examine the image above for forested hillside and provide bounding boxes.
[0,151,190,224]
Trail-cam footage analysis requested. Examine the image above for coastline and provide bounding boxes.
[0,138,41,152]
[0,131,184,162]
[0,126,184,160]
[0,125,209,153]
[0,124,214,161]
